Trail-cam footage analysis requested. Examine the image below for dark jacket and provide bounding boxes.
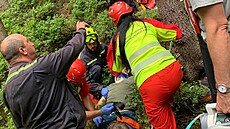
[79,42,108,94]
[3,29,87,129]
[80,42,108,70]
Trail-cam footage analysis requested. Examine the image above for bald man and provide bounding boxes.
[0,34,36,65]
[0,22,89,128]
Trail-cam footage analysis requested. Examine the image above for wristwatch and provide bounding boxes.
[217,84,230,94]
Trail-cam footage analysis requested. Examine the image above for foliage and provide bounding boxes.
[173,81,209,129]
[69,0,112,44]
[0,55,7,84]
[0,1,73,56]
[91,10,116,44]
[0,54,10,128]
[102,65,113,86]
[69,0,108,22]
[0,0,208,128]
[175,81,209,105]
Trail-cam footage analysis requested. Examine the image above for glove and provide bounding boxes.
[93,116,102,127]
[101,87,108,99]
[100,103,114,115]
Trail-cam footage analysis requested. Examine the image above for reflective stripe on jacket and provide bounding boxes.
[107,19,182,87]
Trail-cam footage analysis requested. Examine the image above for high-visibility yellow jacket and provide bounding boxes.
[107,19,182,88]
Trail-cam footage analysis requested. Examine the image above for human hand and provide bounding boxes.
[216,92,230,114]
[93,116,102,127]
[100,103,114,115]
[101,87,108,99]
[76,21,89,31]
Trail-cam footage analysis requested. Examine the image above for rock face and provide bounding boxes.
[0,0,8,42]
[155,0,203,81]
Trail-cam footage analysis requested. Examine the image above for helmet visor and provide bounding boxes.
[86,35,97,44]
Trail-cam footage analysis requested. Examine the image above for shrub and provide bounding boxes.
[0,1,73,55]
[0,0,208,128]
[70,0,108,22]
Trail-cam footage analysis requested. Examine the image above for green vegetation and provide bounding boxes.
[0,0,209,128]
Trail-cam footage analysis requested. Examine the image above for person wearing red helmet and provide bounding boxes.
[107,1,183,129]
[106,0,155,12]
[67,58,93,105]
[106,0,138,12]
[67,59,114,120]
[136,0,156,10]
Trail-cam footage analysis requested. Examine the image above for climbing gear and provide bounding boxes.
[109,1,133,25]
[85,27,98,44]
[113,102,125,119]
[184,0,200,34]
[117,116,140,129]
[66,59,86,83]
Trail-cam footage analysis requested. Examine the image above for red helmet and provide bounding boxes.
[109,1,133,25]
[137,0,156,9]
[67,59,86,83]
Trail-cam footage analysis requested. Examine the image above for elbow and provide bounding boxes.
[216,22,228,34]
[206,19,228,34]
[205,23,228,41]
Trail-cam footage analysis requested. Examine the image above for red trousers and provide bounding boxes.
[139,61,183,129]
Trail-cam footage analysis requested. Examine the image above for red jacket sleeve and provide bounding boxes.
[106,40,121,77]
[143,19,182,39]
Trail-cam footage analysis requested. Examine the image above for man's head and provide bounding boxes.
[67,59,86,87]
[0,34,36,65]
[85,27,98,52]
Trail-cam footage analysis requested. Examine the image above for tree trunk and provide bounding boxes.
[0,20,7,42]
[156,0,203,81]
[0,0,9,42]
[0,0,9,11]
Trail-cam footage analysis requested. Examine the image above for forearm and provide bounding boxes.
[48,28,85,77]
[86,110,102,120]
[207,24,230,84]
[197,3,230,85]
[82,94,95,111]
[95,96,106,109]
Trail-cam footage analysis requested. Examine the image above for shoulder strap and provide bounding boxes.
[184,0,201,34]
[117,116,140,129]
